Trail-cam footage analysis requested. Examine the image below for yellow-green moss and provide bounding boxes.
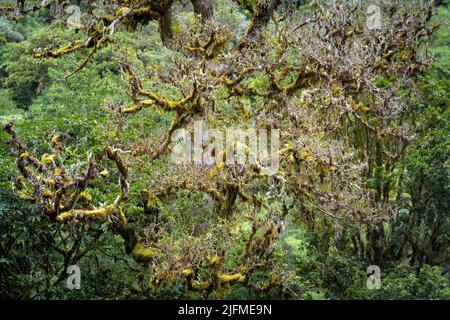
[99,170,110,178]
[42,189,53,198]
[41,153,55,165]
[182,268,194,277]
[56,204,116,222]
[132,243,163,262]
[219,273,246,284]
[208,255,222,268]
[115,7,130,17]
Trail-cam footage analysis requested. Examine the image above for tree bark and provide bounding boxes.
[368,224,385,267]
[159,5,173,47]
[190,0,214,21]
[244,0,280,41]
[156,0,174,48]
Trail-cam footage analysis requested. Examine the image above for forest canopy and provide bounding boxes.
[0,0,448,300]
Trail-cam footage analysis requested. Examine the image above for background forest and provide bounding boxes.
[0,0,449,300]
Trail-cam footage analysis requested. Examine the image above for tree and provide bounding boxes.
[1,0,438,296]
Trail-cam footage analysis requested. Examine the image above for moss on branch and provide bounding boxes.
[33,40,83,59]
[132,243,164,262]
[219,273,246,284]
[56,204,117,223]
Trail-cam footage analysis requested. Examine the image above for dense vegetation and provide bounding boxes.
[0,0,448,300]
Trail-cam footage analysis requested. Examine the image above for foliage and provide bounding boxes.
[0,0,448,300]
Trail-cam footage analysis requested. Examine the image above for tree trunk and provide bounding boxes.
[190,0,214,21]
[368,224,385,267]
[158,0,174,48]
[244,0,281,42]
